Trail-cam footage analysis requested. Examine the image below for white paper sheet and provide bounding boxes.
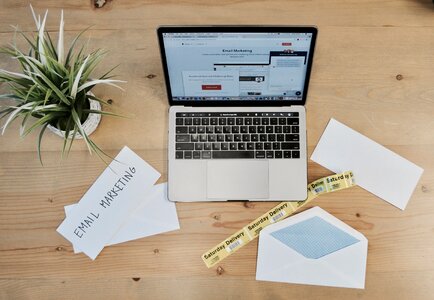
[311,118,423,210]
[64,183,180,253]
[56,146,161,259]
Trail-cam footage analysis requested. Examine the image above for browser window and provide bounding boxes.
[162,32,313,101]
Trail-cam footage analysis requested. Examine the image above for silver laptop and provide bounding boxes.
[157,26,317,202]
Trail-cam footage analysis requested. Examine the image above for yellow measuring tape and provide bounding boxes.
[202,171,356,268]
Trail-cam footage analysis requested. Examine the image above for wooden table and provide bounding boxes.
[1,1,433,299]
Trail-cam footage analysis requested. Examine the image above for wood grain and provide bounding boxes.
[0,0,433,299]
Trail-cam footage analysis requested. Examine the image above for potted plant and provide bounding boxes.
[0,6,124,163]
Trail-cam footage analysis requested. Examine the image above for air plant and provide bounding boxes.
[0,6,125,164]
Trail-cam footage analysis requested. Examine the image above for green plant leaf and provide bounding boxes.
[43,89,52,106]
[0,69,33,81]
[18,30,37,51]
[20,111,32,136]
[82,109,125,118]
[61,115,73,158]
[37,122,49,165]
[65,126,78,160]
[65,26,92,67]
[57,10,64,64]
[71,107,92,153]
[87,138,112,165]
[86,94,110,105]
[37,10,48,65]
[1,102,35,134]
[0,46,17,56]
[24,84,37,102]
[70,55,89,99]
[21,113,58,137]
[0,94,24,101]
[0,108,15,120]
[30,4,41,29]
[99,64,120,80]
[45,31,58,61]
[80,50,107,82]
[78,79,125,94]
[67,56,75,93]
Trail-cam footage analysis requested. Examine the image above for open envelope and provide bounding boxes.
[256,206,368,289]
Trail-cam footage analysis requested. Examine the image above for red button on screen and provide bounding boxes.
[282,42,292,46]
[202,85,222,90]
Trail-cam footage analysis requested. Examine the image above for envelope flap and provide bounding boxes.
[256,231,306,279]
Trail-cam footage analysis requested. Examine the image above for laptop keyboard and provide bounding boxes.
[174,112,301,159]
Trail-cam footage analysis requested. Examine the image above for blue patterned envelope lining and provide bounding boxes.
[270,216,359,259]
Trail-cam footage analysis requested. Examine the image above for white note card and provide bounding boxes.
[64,183,179,254]
[57,146,161,259]
[311,118,423,210]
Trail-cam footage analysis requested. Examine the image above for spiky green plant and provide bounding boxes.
[0,6,125,164]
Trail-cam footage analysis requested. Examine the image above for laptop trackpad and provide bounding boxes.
[206,160,269,200]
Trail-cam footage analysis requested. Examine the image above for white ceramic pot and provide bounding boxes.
[47,95,102,140]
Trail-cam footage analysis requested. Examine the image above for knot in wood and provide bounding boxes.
[216,266,224,275]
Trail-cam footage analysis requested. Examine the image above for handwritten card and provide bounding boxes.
[64,183,179,253]
[57,146,161,259]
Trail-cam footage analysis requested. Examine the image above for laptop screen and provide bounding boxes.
[158,27,317,106]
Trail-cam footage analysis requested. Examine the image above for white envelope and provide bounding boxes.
[256,206,368,289]
[64,183,180,253]
[311,118,423,210]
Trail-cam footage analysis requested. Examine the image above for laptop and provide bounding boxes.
[157,26,317,202]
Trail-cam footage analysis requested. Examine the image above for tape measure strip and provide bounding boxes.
[202,171,356,268]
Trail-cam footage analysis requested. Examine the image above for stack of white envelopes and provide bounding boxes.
[57,146,180,260]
